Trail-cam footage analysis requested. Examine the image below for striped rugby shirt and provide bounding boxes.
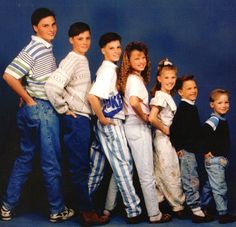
[5,35,57,100]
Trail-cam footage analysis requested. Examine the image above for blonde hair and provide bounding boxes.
[209,89,229,102]
[150,58,177,97]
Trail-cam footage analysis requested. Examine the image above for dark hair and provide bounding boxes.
[119,41,151,95]
[150,58,177,97]
[31,8,55,27]
[175,74,195,90]
[209,88,229,102]
[99,32,121,48]
[68,22,90,37]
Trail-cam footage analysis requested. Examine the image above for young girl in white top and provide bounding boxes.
[119,42,171,223]
[149,59,185,218]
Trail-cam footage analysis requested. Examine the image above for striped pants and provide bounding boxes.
[95,119,142,217]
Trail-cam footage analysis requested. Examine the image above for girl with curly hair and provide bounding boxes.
[119,42,171,223]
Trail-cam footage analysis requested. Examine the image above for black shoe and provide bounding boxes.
[127,213,145,224]
[219,214,236,224]
[173,209,190,219]
[192,213,214,223]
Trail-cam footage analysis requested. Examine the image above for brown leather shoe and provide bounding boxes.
[80,211,109,226]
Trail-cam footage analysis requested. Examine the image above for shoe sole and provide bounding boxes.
[1,217,12,221]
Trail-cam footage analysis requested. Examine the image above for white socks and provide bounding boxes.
[149,212,162,222]
[192,207,205,217]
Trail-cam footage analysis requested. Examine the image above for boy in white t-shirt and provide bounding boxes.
[88,32,142,224]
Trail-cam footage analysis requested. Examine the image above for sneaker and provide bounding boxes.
[1,205,12,221]
[50,207,74,223]
[219,214,236,224]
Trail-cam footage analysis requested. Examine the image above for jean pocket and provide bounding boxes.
[25,104,39,124]
[205,156,228,168]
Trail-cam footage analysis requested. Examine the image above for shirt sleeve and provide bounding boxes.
[202,123,215,154]
[126,76,145,100]
[150,91,167,108]
[5,51,33,79]
[89,67,115,99]
[45,55,75,114]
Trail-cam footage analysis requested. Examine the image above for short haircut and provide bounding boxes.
[176,74,195,90]
[68,22,90,37]
[209,89,229,102]
[31,8,55,27]
[99,32,121,48]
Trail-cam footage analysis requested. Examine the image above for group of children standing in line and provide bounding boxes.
[1,7,235,226]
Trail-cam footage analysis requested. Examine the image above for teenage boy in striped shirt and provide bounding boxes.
[1,8,74,223]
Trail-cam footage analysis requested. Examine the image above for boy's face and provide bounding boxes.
[33,16,57,43]
[178,80,198,101]
[101,40,122,63]
[69,31,91,55]
[210,94,229,115]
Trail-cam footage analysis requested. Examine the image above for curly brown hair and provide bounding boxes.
[150,58,177,97]
[118,41,151,95]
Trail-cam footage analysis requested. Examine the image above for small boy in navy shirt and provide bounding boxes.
[170,75,213,223]
[201,89,236,224]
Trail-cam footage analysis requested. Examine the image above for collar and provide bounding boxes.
[102,60,118,69]
[31,35,52,48]
[71,51,87,60]
[181,98,195,105]
[211,112,226,121]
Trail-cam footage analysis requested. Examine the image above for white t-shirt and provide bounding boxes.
[89,60,125,120]
[124,74,150,116]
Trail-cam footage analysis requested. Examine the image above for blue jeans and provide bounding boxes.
[201,156,228,215]
[3,99,64,214]
[63,114,94,211]
[179,150,201,209]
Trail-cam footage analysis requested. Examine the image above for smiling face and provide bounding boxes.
[178,79,198,101]
[33,16,57,43]
[158,68,176,94]
[70,30,91,55]
[101,40,122,63]
[210,94,229,115]
[129,50,147,74]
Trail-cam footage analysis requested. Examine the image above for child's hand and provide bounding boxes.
[177,150,184,157]
[162,125,170,136]
[204,152,214,159]
[100,117,116,126]
[66,110,77,118]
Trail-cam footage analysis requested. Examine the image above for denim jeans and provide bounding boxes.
[202,156,228,215]
[3,99,64,214]
[63,114,94,211]
[124,115,161,217]
[179,150,201,209]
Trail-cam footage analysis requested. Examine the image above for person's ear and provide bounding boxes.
[178,89,182,96]
[210,102,214,109]
[33,25,38,33]
[69,37,73,45]
[101,47,105,55]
